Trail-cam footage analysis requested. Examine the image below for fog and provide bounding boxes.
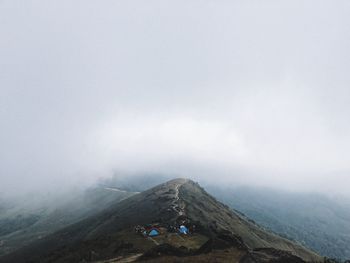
[1,0,350,196]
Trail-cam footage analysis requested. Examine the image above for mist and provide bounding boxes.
[1,0,350,196]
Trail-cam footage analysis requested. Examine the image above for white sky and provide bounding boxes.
[1,0,350,195]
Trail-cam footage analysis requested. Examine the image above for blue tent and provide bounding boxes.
[148,229,160,237]
[179,225,188,234]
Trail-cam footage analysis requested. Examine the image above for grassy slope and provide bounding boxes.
[180,181,322,262]
[207,185,350,260]
[0,187,134,256]
[0,179,323,263]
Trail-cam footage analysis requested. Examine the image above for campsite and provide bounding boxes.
[133,220,203,248]
[111,224,208,257]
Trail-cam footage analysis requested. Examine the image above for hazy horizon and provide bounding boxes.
[1,0,350,196]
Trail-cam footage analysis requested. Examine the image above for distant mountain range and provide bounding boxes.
[0,178,322,263]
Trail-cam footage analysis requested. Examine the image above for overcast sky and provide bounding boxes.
[1,0,350,195]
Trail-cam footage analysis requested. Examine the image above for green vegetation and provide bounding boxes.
[207,185,350,261]
[0,214,40,236]
[0,186,134,256]
[0,179,321,263]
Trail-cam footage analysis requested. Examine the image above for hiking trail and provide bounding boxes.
[171,179,188,217]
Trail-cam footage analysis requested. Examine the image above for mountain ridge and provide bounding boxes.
[0,178,322,263]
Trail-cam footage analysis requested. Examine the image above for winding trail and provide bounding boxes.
[170,179,188,217]
[93,253,143,263]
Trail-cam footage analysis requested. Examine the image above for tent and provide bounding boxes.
[148,228,160,237]
[179,225,188,234]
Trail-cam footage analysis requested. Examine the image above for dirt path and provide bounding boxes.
[148,236,159,245]
[93,253,143,263]
[171,179,188,216]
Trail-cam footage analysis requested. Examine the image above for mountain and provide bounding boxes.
[101,175,349,260]
[207,185,350,261]
[0,178,322,263]
[0,186,135,256]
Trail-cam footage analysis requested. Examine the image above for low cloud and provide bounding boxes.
[1,0,350,195]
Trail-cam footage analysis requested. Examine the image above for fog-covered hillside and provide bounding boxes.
[0,186,134,256]
[207,185,350,261]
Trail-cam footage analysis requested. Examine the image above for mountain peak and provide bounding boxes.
[166,177,191,184]
[151,177,192,193]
